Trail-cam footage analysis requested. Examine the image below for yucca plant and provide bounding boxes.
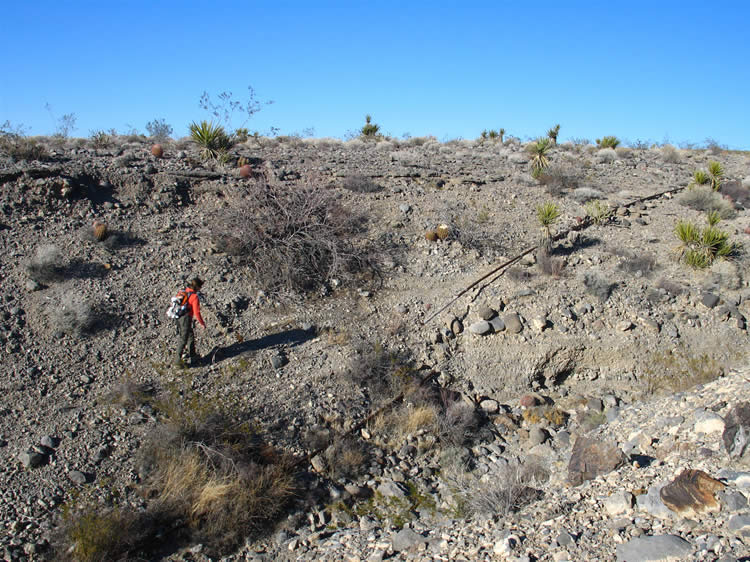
[499,128,505,143]
[675,219,700,246]
[706,209,721,227]
[189,121,232,160]
[691,169,710,187]
[707,160,724,191]
[536,201,560,254]
[361,115,380,137]
[585,200,611,225]
[597,136,620,149]
[675,214,738,269]
[528,137,552,178]
[547,124,561,145]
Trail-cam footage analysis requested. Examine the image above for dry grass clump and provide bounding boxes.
[27,244,65,284]
[210,178,368,295]
[0,125,49,162]
[678,186,737,219]
[612,248,658,277]
[640,348,724,398]
[342,174,382,193]
[582,272,616,301]
[615,146,633,159]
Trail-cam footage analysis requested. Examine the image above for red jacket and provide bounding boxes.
[184,288,205,327]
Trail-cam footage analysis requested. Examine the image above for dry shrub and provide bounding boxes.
[678,186,737,219]
[720,180,750,208]
[438,399,480,448]
[612,248,658,277]
[582,272,616,301]
[347,343,415,405]
[52,293,97,336]
[640,348,724,397]
[597,148,617,163]
[342,174,382,193]
[615,146,633,159]
[323,436,370,480]
[0,134,49,162]
[443,456,547,517]
[137,392,298,555]
[27,244,64,284]
[661,144,681,163]
[656,277,685,296]
[537,250,564,277]
[210,178,368,294]
[537,162,582,196]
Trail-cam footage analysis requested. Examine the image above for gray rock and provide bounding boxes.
[270,353,288,369]
[528,427,547,446]
[727,514,750,531]
[19,451,45,469]
[377,480,407,498]
[488,316,505,332]
[477,305,496,320]
[399,203,411,214]
[391,528,426,552]
[702,292,720,308]
[555,531,575,547]
[310,454,326,473]
[25,280,41,292]
[479,398,500,414]
[40,435,57,448]
[615,535,693,561]
[719,490,748,511]
[587,397,604,412]
[604,491,634,515]
[504,313,523,334]
[468,320,492,335]
[693,410,725,434]
[68,470,87,484]
[637,484,673,519]
[606,407,621,422]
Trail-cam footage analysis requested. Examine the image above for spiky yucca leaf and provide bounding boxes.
[675,220,700,245]
[701,226,729,255]
[597,136,620,149]
[528,137,552,176]
[189,121,232,160]
[536,202,560,228]
[684,249,710,269]
[692,169,710,186]
[706,210,721,227]
[708,160,724,190]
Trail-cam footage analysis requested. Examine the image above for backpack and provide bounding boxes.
[166,289,191,320]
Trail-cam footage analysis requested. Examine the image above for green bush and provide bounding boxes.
[527,137,552,178]
[675,213,738,269]
[361,114,380,137]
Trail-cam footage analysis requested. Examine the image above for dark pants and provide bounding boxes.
[175,315,198,364]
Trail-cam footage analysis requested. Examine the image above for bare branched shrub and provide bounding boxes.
[348,343,415,404]
[612,248,658,277]
[210,178,368,294]
[27,244,64,284]
[342,174,382,193]
[0,134,49,162]
[678,186,737,219]
[655,277,685,296]
[615,146,633,159]
[443,456,546,517]
[569,187,604,204]
[52,293,97,336]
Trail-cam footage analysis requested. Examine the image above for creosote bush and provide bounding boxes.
[342,174,382,193]
[210,178,367,294]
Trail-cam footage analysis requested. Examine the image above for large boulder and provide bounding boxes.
[659,469,725,518]
[567,435,626,486]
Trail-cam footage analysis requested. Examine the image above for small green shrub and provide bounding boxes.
[234,127,250,142]
[145,118,173,142]
[189,120,233,160]
[691,169,710,187]
[596,136,620,149]
[536,201,560,255]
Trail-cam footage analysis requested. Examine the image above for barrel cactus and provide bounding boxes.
[92,220,108,241]
[151,144,164,158]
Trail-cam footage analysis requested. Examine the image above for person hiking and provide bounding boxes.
[174,277,206,367]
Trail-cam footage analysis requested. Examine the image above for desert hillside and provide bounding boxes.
[1,133,749,561]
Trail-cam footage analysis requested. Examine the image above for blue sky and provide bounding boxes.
[2,1,748,148]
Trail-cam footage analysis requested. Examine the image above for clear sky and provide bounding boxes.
[2,1,748,148]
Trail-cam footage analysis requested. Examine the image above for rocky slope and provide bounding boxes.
[0,134,749,561]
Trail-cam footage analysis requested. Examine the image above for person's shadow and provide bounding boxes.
[207,327,317,363]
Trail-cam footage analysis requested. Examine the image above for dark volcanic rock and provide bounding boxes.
[567,436,626,486]
[659,469,725,517]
